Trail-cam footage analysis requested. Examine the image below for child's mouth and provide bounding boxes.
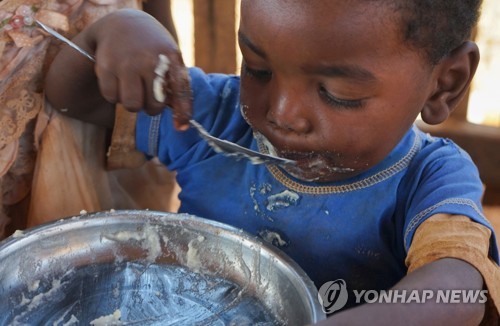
[254,132,355,181]
[282,153,355,182]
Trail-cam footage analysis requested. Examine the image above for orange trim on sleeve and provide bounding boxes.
[405,214,500,325]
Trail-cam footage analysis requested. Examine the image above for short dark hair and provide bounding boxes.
[395,0,482,64]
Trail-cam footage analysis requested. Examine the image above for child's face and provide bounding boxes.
[239,0,438,182]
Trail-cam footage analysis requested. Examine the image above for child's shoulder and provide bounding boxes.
[411,127,479,174]
[401,127,487,248]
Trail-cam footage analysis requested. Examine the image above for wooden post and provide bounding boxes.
[193,0,237,74]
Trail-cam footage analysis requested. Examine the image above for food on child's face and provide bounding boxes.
[254,131,355,181]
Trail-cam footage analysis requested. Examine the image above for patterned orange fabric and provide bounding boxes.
[0,0,180,238]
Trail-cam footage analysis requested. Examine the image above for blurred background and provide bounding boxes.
[469,0,500,127]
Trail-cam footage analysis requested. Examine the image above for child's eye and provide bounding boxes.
[318,86,364,109]
[241,63,272,81]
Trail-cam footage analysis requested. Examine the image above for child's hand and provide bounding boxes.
[86,9,191,130]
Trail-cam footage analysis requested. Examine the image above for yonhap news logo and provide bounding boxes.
[317,279,488,313]
[317,279,349,314]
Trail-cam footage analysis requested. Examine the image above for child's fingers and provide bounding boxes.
[144,74,167,116]
[118,72,144,112]
[147,53,170,116]
[96,67,119,105]
[167,55,192,131]
[117,70,165,116]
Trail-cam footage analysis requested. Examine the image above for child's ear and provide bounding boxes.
[421,41,480,125]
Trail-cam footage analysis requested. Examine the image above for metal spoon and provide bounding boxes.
[189,120,296,166]
[36,20,96,62]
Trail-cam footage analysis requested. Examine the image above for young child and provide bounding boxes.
[44,0,499,324]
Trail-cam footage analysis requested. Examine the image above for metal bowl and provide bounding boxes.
[0,210,325,325]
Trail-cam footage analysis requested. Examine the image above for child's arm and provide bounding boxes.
[44,9,191,130]
[319,213,499,325]
[322,258,485,325]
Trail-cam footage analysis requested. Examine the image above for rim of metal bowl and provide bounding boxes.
[0,209,326,322]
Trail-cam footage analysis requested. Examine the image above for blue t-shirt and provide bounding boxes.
[137,67,499,308]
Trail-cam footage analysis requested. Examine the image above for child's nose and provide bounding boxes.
[267,89,312,134]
